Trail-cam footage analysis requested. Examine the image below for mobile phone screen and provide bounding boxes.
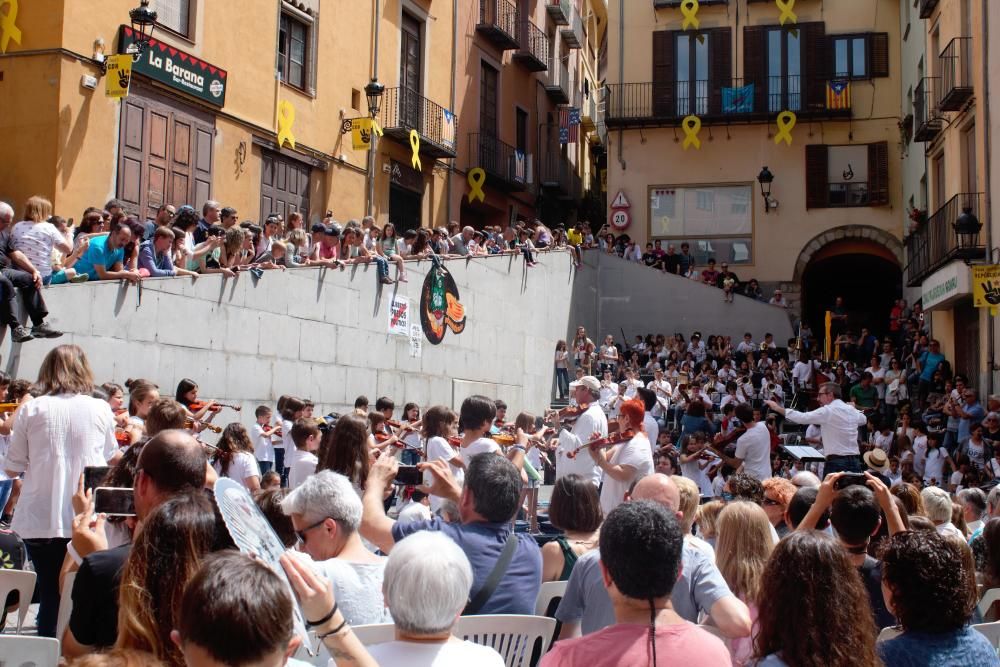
[84,466,111,492]
[94,487,136,516]
[394,465,423,486]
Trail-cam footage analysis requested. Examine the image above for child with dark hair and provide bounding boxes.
[211,424,261,492]
[458,395,500,467]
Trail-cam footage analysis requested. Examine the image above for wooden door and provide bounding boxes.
[260,150,312,224]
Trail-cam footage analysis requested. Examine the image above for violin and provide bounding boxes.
[447,436,462,447]
[188,401,242,413]
[710,426,747,454]
[186,418,222,434]
[0,402,22,412]
[566,429,636,459]
[546,403,590,426]
[491,432,517,446]
[114,429,131,447]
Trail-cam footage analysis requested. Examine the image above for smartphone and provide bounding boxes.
[834,472,868,491]
[94,487,136,516]
[394,465,423,486]
[83,466,110,492]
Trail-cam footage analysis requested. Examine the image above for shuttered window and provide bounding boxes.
[744,23,827,112]
[806,141,889,208]
[153,0,191,38]
[653,28,731,117]
[830,33,890,80]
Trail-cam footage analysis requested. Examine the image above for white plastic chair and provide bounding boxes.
[978,588,1000,620]
[455,614,557,667]
[877,626,903,642]
[348,623,396,647]
[974,621,1000,649]
[0,635,60,666]
[0,570,37,635]
[534,580,567,617]
[55,571,76,644]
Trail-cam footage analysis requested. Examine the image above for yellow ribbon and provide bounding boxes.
[680,0,700,31]
[775,0,797,25]
[681,115,702,150]
[371,118,383,138]
[409,129,422,170]
[0,0,22,54]
[773,111,796,146]
[467,168,486,203]
[276,101,296,150]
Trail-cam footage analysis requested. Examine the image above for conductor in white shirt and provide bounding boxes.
[549,376,608,486]
[766,381,866,476]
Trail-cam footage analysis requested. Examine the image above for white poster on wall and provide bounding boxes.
[388,296,410,336]
[409,323,422,358]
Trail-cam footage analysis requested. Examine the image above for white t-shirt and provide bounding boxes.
[286,448,318,490]
[681,458,714,498]
[912,435,928,476]
[368,639,505,667]
[250,422,274,462]
[278,418,294,452]
[599,433,654,514]
[12,220,66,277]
[396,500,433,525]
[425,436,463,511]
[643,413,659,452]
[213,451,261,490]
[735,422,773,480]
[923,447,947,486]
[459,437,501,468]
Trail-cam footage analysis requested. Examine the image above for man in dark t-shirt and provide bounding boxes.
[68,543,128,648]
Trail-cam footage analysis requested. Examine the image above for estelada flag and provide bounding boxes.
[826,80,851,110]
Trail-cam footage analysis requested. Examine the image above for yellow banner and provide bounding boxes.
[105,54,133,99]
[824,310,832,361]
[352,118,373,151]
[972,264,1000,314]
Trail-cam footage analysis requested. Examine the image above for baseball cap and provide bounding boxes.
[569,376,601,393]
[311,223,327,234]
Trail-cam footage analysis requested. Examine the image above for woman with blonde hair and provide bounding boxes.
[13,195,77,285]
[715,501,774,666]
[3,344,118,637]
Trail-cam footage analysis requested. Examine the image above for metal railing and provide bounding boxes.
[514,19,549,71]
[547,0,570,25]
[378,87,458,157]
[913,77,941,142]
[906,192,985,286]
[604,76,848,124]
[546,56,570,101]
[561,4,584,49]
[468,133,529,189]
[919,0,940,19]
[540,149,580,198]
[938,37,974,111]
[478,0,519,46]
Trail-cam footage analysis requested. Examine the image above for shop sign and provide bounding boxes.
[120,26,228,107]
[972,264,1000,315]
[390,160,423,193]
[921,261,971,311]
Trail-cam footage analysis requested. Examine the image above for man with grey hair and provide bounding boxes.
[959,487,988,536]
[0,201,61,342]
[281,470,391,625]
[194,199,221,244]
[921,486,964,541]
[367,532,505,666]
[971,485,1000,571]
[450,226,475,256]
[549,375,606,485]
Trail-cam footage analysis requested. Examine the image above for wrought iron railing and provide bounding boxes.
[478,0,519,46]
[938,37,974,111]
[906,192,985,286]
[378,87,458,157]
[468,133,529,189]
[913,77,941,142]
[514,19,548,70]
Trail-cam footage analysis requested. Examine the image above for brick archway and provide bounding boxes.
[792,226,903,283]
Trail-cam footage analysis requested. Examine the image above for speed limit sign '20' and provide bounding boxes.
[610,209,630,230]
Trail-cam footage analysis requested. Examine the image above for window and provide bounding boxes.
[676,33,709,115]
[516,108,528,152]
[480,62,499,136]
[963,124,977,192]
[805,142,889,208]
[649,185,753,265]
[767,27,801,112]
[833,37,867,78]
[278,11,309,90]
[153,0,191,38]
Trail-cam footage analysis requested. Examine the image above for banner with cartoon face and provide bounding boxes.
[420,262,466,345]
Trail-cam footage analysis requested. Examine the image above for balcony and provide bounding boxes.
[938,37,974,111]
[477,0,519,51]
[581,92,597,131]
[604,77,851,128]
[547,0,570,26]
[377,88,458,160]
[913,77,942,142]
[560,6,584,50]
[905,193,985,287]
[654,0,729,6]
[512,19,548,72]
[919,0,939,19]
[545,57,570,104]
[540,149,581,200]
[467,133,531,191]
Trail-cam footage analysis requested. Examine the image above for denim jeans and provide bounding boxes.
[0,479,12,515]
[823,454,864,477]
[555,368,569,399]
[374,256,389,280]
[257,460,273,476]
[274,448,287,487]
[24,538,70,637]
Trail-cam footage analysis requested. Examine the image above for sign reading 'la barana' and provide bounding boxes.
[119,26,228,107]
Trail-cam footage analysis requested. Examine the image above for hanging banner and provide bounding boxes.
[420,261,466,345]
[972,264,1000,315]
[120,26,227,107]
[388,295,410,336]
[105,54,133,98]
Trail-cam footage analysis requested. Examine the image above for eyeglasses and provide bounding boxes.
[762,497,782,506]
[295,517,329,544]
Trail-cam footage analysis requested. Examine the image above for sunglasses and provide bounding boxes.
[295,517,329,544]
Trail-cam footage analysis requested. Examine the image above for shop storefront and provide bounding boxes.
[388,159,423,233]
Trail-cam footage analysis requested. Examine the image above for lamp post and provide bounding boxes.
[365,78,385,218]
[955,206,983,261]
[128,0,158,61]
[757,166,775,213]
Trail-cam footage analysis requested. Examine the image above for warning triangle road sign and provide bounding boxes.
[611,190,631,209]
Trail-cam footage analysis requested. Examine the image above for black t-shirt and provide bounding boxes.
[69,543,130,648]
[664,254,681,274]
[0,230,15,271]
[859,555,895,630]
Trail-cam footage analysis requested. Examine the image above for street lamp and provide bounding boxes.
[128,0,158,61]
[757,166,777,213]
[364,78,384,218]
[954,205,983,261]
[365,79,385,120]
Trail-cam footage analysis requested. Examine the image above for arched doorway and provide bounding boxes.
[794,227,904,345]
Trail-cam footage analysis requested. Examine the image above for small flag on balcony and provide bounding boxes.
[441,109,456,150]
[722,83,754,113]
[826,79,851,110]
[559,107,579,144]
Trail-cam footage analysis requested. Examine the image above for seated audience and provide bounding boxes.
[542,474,602,583]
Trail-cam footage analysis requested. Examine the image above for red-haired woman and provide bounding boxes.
[589,398,654,514]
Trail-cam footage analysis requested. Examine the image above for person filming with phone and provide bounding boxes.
[766,381,867,476]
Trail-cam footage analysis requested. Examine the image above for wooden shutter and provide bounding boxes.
[867,141,890,206]
[802,22,828,109]
[869,32,890,78]
[652,30,675,117]
[743,26,767,113]
[805,144,829,209]
[708,28,732,115]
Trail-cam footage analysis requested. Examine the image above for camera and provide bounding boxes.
[834,472,868,491]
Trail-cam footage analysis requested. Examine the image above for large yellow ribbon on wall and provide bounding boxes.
[276,101,296,150]
[681,115,702,150]
[0,0,22,54]
[467,168,486,203]
[773,111,796,146]
[775,0,797,26]
[680,0,700,31]
[410,130,422,170]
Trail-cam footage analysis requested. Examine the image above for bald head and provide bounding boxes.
[631,473,681,512]
[135,429,207,518]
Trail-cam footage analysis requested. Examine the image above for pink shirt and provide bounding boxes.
[540,622,730,667]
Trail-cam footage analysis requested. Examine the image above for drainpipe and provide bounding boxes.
[982,0,994,393]
[447,0,457,227]
[617,0,625,170]
[367,0,382,217]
